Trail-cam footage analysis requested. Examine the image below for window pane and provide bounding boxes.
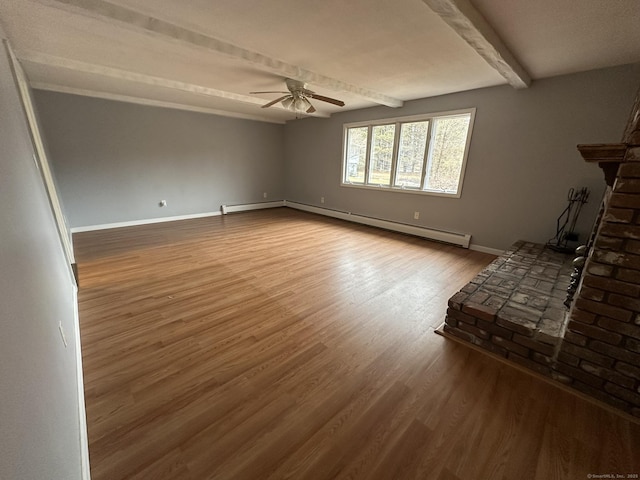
[344,127,368,183]
[425,114,471,193]
[367,124,395,186]
[394,121,428,188]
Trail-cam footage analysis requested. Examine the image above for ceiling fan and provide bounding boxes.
[250,78,345,114]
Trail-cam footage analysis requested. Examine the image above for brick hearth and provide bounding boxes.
[444,241,573,375]
[443,88,640,417]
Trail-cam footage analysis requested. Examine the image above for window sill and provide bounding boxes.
[339,182,461,198]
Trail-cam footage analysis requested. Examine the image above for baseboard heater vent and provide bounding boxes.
[221,200,285,215]
[284,201,471,248]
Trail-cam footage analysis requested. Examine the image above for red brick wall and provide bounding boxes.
[560,146,640,416]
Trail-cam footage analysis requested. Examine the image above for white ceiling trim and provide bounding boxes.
[422,0,531,89]
[30,82,289,124]
[37,0,405,108]
[18,50,296,108]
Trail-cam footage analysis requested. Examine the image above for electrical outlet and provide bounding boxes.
[263,192,268,199]
[414,211,420,220]
[321,196,325,204]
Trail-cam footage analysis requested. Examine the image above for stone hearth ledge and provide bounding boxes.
[443,241,574,369]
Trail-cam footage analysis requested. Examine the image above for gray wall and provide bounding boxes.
[34,91,286,228]
[0,44,84,479]
[34,64,640,249]
[285,63,640,251]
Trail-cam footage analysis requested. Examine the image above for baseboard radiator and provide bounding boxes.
[220,201,285,215]
[72,200,471,249]
[284,201,471,248]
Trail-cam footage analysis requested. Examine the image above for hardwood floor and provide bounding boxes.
[75,208,640,480]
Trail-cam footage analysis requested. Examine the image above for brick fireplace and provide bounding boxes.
[443,89,640,418]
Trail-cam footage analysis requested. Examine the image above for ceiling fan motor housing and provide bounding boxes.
[285,78,307,93]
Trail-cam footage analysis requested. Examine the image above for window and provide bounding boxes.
[341,109,475,197]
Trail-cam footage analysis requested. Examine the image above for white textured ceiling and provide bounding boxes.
[0,0,639,123]
[472,0,640,78]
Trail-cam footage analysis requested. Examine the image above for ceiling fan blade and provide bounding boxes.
[250,91,289,94]
[261,95,290,108]
[304,98,316,114]
[308,93,345,107]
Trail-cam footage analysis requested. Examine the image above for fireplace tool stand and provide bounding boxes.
[547,187,590,253]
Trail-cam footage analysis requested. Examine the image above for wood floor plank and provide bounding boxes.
[74,208,640,480]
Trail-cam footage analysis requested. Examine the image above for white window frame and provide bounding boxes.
[340,108,476,198]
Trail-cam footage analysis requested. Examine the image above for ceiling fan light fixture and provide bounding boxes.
[281,97,294,110]
[282,95,309,113]
[293,96,307,112]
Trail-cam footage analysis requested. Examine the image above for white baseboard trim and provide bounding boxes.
[284,201,471,248]
[221,200,285,214]
[69,201,504,254]
[70,211,222,233]
[71,286,91,480]
[469,244,505,256]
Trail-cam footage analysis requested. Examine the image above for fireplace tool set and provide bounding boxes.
[547,187,590,253]
[544,186,591,307]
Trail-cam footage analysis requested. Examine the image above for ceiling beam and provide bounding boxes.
[422,0,531,89]
[36,0,404,108]
[21,50,334,120]
[30,83,288,124]
[20,51,267,105]
[19,51,326,119]
[19,51,327,118]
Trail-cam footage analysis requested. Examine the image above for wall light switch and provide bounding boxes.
[414,211,420,220]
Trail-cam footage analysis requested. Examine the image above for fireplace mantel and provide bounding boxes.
[577,143,627,187]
